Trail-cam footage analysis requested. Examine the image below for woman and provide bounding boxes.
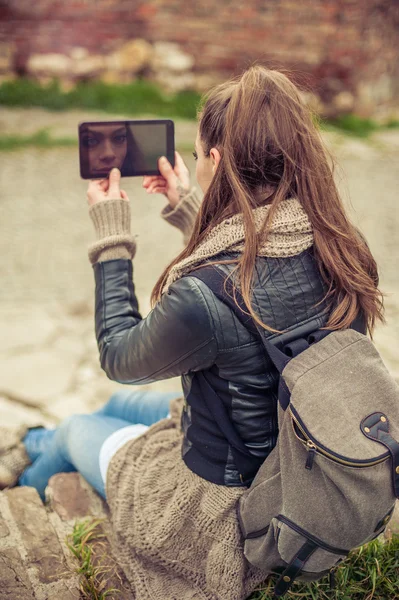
[0,65,383,599]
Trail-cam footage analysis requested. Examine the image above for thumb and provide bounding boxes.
[108,168,121,198]
[158,156,174,181]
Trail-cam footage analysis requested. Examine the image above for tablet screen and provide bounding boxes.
[79,119,175,179]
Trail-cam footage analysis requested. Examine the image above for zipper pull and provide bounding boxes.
[305,441,316,470]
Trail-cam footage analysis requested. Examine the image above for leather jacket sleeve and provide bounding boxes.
[93,258,218,384]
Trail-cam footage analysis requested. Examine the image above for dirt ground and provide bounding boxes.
[0,107,398,382]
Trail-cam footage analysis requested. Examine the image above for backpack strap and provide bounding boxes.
[190,266,294,411]
[196,369,260,485]
[274,540,319,597]
[361,412,399,498]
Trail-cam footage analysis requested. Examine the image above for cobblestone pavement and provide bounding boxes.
[0,473,132,599]
[0,107,398,428]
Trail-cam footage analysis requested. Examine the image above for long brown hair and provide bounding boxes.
[151,64,384,336]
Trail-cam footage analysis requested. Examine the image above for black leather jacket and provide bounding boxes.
[93,247,331,486]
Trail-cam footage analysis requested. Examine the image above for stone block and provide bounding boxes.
[153,71,196,94]
[0,547,35,599]
[0,306,56,353]
[151,41,195,72]
[46,473,109,521]
[6,487,69,584]
[0,345,82,407]
[332,91,355,114]
[69,47,89,62]
[44,393,91,422]
[299,91,325,115]
[46,472,93,521]
[105,39,153,74]
[0,396,55,430]
[70,54,105,77]
[27,53,72,77]
[31,579,79,600]
[0,516,9,538]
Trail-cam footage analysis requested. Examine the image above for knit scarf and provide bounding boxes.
[162,197,314,294]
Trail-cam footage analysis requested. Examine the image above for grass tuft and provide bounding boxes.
[0,77,202,119]
[319,114,399,137]
[65,523,398,599]
[0,128,76,151]
[320,114,380,138]
[247,533,399,600]
[66,518,122,599]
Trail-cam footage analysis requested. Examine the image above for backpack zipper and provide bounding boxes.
[289,409,389,469]
[305,440,317,470]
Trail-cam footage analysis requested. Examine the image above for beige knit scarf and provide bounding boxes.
[162,197,314,294]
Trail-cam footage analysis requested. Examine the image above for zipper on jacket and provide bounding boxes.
[289,409,389,469]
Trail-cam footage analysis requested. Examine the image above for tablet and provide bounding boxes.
[78,119,175,179]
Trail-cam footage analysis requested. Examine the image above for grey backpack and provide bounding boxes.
[192,267,399,598]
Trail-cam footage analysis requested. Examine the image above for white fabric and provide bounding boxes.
[99,413,171,484]
[99,424,149,484]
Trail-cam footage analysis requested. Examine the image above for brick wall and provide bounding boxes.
[1,0,398,115]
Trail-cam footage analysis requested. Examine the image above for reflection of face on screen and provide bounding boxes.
[80,124,128,177]
[80,121,170,178]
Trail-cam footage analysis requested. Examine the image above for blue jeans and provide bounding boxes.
[19,389,181,500]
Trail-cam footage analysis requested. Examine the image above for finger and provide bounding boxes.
[143,176,159,187]
[143,176,165,189]
[146,182,167,194]
[99,179,109,191]
[89,178,109,192]
[142,176,151,187]
[146,184,167,194]
[174,150,189,173]
[87,180,101,199]
[120,189,129,201]
[158,156,175,182]
[146,181,160,193]
[146,187,168,195]
[107,168,121,198]
[88,180,101,190]
[146,179,167,191]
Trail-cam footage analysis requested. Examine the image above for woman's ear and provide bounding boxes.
[210,147,221,173]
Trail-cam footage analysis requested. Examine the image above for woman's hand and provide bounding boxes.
[87,168,129,207]
[142,151,191,209]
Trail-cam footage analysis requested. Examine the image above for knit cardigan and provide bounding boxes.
[87,188,313,599]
